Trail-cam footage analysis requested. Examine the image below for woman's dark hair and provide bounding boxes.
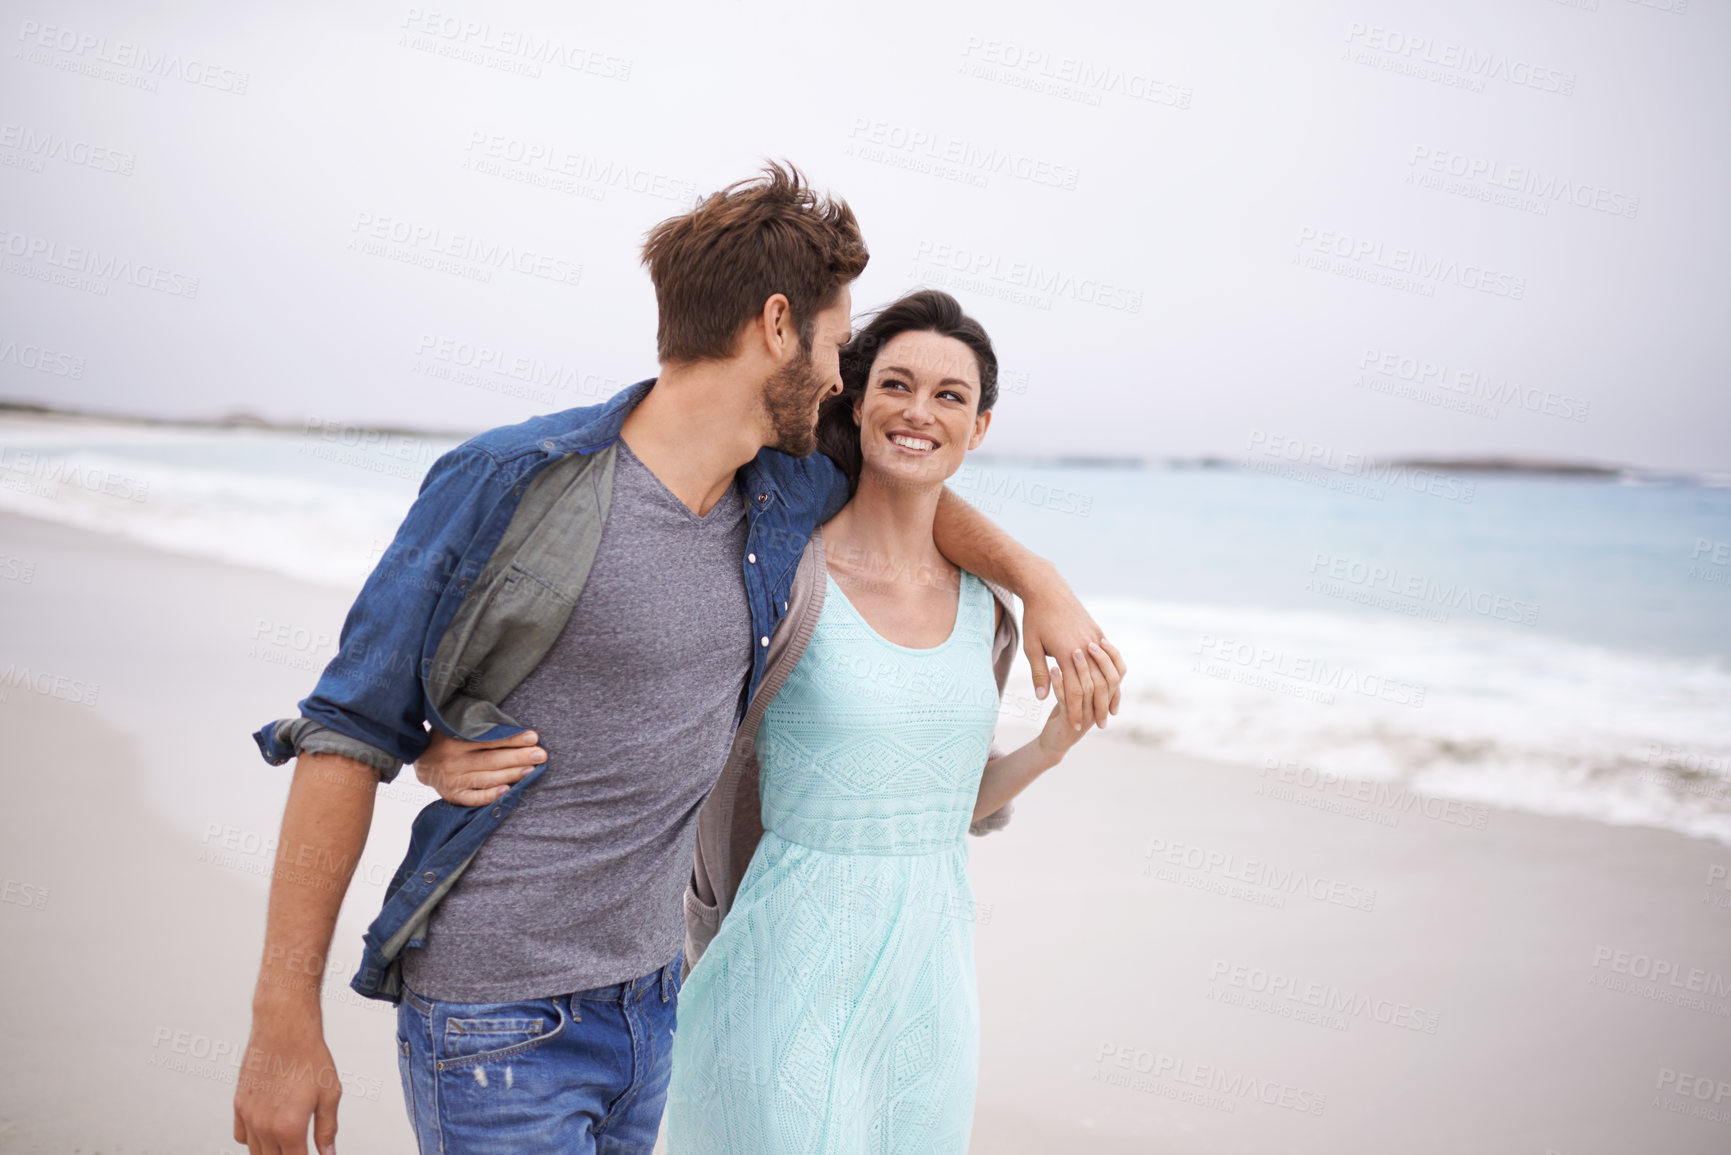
[815,289,999,494]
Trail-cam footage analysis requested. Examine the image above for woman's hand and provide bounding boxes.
[415,729,547,807]
[1035,642,1120,761]
[973,641,1117,822]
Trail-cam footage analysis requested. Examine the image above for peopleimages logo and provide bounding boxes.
[0,122,136,175]
[1207,959,1442,1034]
[910,240,1143,313]
[950,464,1093,518]
[15,19,251,94]
[413,334,627,405]
[846,118,1081,191]
[1690,539,1730,588]
[1587,945,1731,1017]
[1144,837,1380,912]
[398,8,631,81]
[462,132,696,204]
[348,211,582,288]
[0,663,100,708]
[1407,146,1639,219]
[1591,947,1731,996]
[958,37,1193,110]
[0,228,200,298]
[1343,22,1576,96]
[1653,1067,1731,1126]
[1295,227,1526,300]
[1259,758,1491,830]
[0,447,150,502]
[1244,430,1477,504]
[147,1025,384,1101]
[1307,552,1540,627]
[0,335,85,378]
[1356,347,1590,423]
[1093,1043,1327,1116]
[1194,634,1427,710]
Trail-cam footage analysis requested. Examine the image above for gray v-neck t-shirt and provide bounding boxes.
[401,441,753,1001]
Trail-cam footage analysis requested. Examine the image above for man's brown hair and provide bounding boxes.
[641,161,869,363]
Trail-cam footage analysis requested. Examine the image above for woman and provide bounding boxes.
[417,290,1121,1151]
[663,290,1111,1153]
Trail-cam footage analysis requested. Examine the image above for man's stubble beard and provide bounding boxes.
[760,341,831,457]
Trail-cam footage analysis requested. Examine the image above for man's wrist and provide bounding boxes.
[252,978,325,1020]
[1006,553,1061,600]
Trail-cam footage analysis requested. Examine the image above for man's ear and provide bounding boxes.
[852,395,863,425]
[756,293,795,362]
[967,409,992,451]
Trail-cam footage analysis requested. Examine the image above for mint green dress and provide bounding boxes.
[665,571,1001,1155]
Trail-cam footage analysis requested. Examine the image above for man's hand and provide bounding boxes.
[927,490,1126,730]
[233,1016,341,1155]
[1019,567,1127,731]
[416,729,546,806]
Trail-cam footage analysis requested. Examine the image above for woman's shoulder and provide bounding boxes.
[953,569,1005,631]
[956,567,1010,603]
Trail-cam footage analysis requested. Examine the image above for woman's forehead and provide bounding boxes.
[873,331,980,384]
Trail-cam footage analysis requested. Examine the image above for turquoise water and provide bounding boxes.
[959,462,1731,662]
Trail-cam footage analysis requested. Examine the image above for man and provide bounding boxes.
[233,163,1121,1155]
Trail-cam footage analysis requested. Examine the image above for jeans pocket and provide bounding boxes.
[436,999,565,1070]
[396,1002,430,1150]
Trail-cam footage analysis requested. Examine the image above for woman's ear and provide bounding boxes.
[967,409,992,451]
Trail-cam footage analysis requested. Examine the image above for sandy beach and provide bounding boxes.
[2,510,1727,1154]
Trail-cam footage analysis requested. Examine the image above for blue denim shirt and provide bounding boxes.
[252,380,848,1001]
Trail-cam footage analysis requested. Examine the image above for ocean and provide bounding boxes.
[3,413,1728,844]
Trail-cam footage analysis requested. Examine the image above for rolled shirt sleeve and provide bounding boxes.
[252,445,512,782]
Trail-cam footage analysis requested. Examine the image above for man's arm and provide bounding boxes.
[933,487,1126,731]
[232,753,378,1155]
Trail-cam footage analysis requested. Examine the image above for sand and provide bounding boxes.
[1,511,1727,1154]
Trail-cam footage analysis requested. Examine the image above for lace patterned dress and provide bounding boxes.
[664,570,1001,1155]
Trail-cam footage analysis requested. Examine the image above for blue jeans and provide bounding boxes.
[395,953,684,1154]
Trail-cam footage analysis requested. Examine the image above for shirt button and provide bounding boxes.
[760,636,769,647]
[540,439,556,452]
[747,553,757,564]
[782,600,789,613]
[491,806,503,818]
[421,871,437,884]
[756,492,769,503]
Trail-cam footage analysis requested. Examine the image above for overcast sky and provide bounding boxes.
[2,0,1726,471]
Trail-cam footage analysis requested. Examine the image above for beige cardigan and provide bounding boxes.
[682,526,1023,974]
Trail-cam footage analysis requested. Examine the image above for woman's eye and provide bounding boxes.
[939,390,965,403]
[879,379,909,391]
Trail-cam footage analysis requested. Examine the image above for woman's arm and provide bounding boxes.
[973,641,1118,821]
